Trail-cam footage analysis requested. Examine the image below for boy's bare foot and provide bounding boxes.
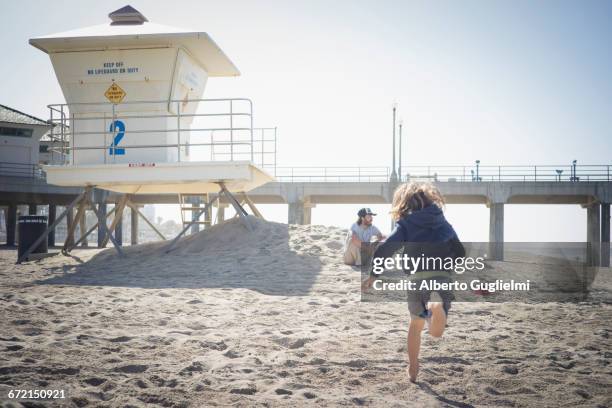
[427,302,446,338]
[408,361,419,383]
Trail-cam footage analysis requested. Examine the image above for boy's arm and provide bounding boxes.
[363,223,405,290]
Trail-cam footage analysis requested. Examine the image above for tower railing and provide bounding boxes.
[46,98,276,167]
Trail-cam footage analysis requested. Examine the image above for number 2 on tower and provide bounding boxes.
[109,120,126,155]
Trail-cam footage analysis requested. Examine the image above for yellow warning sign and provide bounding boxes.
[104,83,126,104]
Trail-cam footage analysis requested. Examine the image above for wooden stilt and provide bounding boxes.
[102,195,129,247]
[219,183,252,231]
[165,196,218,253]
[64,206,116,253]
[63,197,88,252]
[125,201,166,241]
[79,213,88,247]
[238,192,264,219]
[92,203,124,257]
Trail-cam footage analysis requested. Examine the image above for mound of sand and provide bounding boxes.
[38,216,349,295]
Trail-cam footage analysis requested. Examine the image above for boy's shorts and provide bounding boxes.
[407,276,455,319]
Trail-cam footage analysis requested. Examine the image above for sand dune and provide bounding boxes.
[0,217,610,407]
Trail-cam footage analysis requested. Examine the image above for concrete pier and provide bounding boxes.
[65,207,74,248]
[97,203,107,248]
[131,206,139,245]
[79,214,87,247]
[2,174,611,261]
[488,203,504,261]
[288,201,315,225]
[216,203,228,222]
[587,203,601,266]
[602,203,610,267]
[114,205,123,246]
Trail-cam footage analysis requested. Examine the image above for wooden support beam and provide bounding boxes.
[92,203,124,257]
[125,201,166,241]
[79,214,88,247]
[63,197,88,252]
[64,206,116,253]
[102,195,129,247]
[241,193,264,219]
[219,183,252,231]
[165,196,218,253]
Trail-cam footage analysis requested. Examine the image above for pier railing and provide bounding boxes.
[275,166,390,182]
[273,165,612,182]
[3,162,610,183]
[400,165,611,182]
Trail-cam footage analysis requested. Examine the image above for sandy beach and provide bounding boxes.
[0,217,610,407]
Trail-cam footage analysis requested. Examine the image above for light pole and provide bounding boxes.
[398,119,403,182]
[475,160,480,182]
[390,103,398,182]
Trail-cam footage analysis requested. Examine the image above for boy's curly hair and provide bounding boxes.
[390,181,445,221]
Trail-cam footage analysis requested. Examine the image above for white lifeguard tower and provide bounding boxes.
[19,5,275,262]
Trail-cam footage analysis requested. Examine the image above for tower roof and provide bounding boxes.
[108,5,149,25]
[29,5,239,77]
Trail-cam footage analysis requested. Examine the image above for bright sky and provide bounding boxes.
[2,0,611,241]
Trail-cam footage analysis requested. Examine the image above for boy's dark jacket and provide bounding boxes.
[368,204,465,275]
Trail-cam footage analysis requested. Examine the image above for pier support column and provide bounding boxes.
[6,204,17,246]
[587,203,601,267]
[48,204,56,247]
[488,203,504,261]
[602,203,610,267]
[28,204,37,215]
[303,202,315,225]
[131,206,139,245]
[79,213,88,247]
[288,202,303,225]
[97,203,107,248]
[288,201,314,225]
[190,196,201,234]
[216,203,228,222]
[93,189,109,248]
[65,207,74,248]
[114,206,123,247]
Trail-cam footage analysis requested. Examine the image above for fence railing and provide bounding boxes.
[2,162,611,183]
[0,162,46,180]
[400,165,612,182]
[47,98,259,165]
[273,165,611,182]
[274,166,390,182]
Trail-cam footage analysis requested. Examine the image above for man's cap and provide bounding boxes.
[358,207,377,217]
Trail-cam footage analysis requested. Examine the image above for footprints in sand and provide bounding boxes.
[230,386,257,395]
[273,336,311,350]
[113,364,148,374]
[179,361,206,376]
[83,377,106,386]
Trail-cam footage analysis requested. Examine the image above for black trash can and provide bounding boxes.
[18,215,48,259]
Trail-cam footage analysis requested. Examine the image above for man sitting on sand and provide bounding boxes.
[343,208,385,266]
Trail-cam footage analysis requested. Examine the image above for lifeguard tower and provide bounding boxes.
[19,5,275,262]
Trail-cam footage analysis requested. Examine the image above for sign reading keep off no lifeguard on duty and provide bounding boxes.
[104,82,126,104]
